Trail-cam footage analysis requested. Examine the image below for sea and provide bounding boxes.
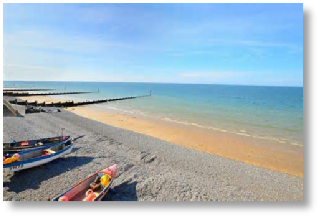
[4,81,303,146]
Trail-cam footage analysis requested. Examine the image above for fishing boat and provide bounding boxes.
[3,136,71,154]
[52,164,117,201]
[3,136,73,173]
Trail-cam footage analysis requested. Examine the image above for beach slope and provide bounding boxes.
[3,110,303,201]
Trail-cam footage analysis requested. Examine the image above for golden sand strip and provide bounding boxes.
[19,96,303,178]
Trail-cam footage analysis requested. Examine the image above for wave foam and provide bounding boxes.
[94,105,303,147]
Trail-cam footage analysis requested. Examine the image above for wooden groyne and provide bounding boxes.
[3,91,94,97]
[3,88,55,92]
[9,94,151,108]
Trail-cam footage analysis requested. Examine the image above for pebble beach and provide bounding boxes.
[3,3,304,203]
[3,109,303,201]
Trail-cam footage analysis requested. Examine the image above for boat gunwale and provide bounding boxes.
[3,139,73,168]
[3,136,71,150]
[52,167,114,201]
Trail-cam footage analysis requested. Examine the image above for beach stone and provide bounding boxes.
[132,173,139,179]
[123,163,134,171]
[144,154,156,163]
[3,109,303,201]
[136,151,148,162]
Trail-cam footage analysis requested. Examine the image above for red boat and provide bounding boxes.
[52,164,117,201]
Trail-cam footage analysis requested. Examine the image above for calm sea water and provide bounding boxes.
[4,81,303,146]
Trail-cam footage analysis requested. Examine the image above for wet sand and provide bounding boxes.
[3,109,303,201]
[19,96,303,178]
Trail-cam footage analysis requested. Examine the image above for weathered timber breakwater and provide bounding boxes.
[3,91,94,97]
[9,94,151,108]
[3,88,55,92]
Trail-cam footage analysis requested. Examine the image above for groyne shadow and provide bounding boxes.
[103,181,138,201]
[4,156,93,193]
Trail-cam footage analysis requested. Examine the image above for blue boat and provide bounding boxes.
[3,136,73,173]
[3,136,72,154]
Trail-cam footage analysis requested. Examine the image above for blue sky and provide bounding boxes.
[3,3,303,86]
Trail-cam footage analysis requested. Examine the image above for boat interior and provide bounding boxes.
[57,173,111,201]
[3,136,71,155]
[3,136,70,151]
[17,141,72,161]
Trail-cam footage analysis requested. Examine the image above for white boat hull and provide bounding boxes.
[3,144,73,173]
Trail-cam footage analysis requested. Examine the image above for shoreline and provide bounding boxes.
[18,96,303,178]
[3,109,303,201]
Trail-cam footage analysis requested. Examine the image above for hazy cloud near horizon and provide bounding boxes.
[3,3,303,86]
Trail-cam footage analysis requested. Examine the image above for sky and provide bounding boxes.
[3,3,303,86]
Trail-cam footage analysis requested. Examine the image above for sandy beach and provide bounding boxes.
[18,96,303,178]
[3,3,305,204]
[3,106,303,201]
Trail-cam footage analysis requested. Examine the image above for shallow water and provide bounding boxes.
[4,81,303,146]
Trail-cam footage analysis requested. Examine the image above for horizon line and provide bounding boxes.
[3,80,303,88]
